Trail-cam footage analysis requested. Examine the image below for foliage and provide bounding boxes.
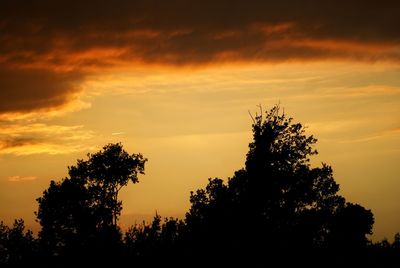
[36,143,146,259]
[68,143,147,226]
[186,105,374,256]
[0,220,36,265]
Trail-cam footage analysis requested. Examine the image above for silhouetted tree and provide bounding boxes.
[36,143,146,262]
[123,213,185,266]
[36,177,96,258]
[370,233,400,267]
[68,143,147,227]
[328,203,374,248]
[393,233,400,249]
[124,214,162,258]
[185,105,374,264]
[0,220,36,266]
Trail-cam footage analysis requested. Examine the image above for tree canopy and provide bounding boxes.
[185,106,374,260]
[36,143,147,260]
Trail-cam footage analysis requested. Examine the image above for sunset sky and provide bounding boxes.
[1,0,399,241]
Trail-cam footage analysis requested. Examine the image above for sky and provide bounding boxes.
[0,0,399,241]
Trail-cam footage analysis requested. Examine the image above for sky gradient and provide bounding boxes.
[1,0,399,241]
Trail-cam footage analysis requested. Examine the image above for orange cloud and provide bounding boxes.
[0,0,399,115]
[0,123,95,155]
[8,175,37,182]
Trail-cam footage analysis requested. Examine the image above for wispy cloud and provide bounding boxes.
[8,175,37,182]
[0,143,96,156]
[0,123,95,155]
[349,128,400,143]
[111,132,125,136]
[308,119,367,135]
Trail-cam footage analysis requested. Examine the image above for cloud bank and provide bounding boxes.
[0,0,399,114]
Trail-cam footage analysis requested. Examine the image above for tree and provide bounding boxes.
[36,143,147,259]
[393,233,400,249]
[0,219,36,265]
[185,105,374,259]
[36,177,96,257]
[123,214,185,265]
[68,143,147,227]
[328,203,374,248]
[124,214,162,259]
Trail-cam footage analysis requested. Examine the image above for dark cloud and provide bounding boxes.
[0,136,41,150]
[0,0,399,114]
[0,67,83,113]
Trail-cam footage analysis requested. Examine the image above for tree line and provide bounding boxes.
[1,105,399,267]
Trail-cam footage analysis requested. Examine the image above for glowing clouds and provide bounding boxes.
[0,0,399,116]
[0,123,95,155]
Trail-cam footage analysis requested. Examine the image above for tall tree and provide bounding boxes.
[68,143,147,226]
[36,143,147,258]
[185,105,374,256]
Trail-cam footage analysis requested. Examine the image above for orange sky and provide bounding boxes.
[1,1,399,241]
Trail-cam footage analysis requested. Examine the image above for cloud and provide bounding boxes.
[8,175,37,182]
[1,0,398,64]
[0,0,399,115]
[111,132,125,136]
[0,67,85,114]
[0,123,95,155]
[352,128,400,143]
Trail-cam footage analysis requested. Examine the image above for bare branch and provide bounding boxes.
[248,110,256,124]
